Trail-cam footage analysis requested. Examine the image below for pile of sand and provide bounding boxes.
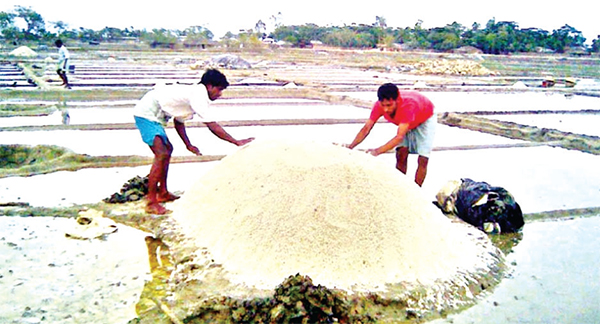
[9,46,37,57]
[169,139,500,297]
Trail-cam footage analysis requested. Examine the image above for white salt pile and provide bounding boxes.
[512,81,528,88]
[171,138,499,295]
[9,46,37,57]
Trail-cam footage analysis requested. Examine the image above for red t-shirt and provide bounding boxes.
[369,90,434,130]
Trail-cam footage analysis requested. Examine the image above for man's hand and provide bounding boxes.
[186,144,201,155]
[366,148,380,156]
[333,143,353,149]
[236,137,255,146]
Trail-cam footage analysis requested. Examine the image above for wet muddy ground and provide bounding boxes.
[0,216,150,324]
[1,48,600,323]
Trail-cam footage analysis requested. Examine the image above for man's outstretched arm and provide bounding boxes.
[367,123,409,156]
[346,119,376,149]
[174,119,200,155]
[206,122,254,146]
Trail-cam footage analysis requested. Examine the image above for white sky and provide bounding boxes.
[1,0,598,44]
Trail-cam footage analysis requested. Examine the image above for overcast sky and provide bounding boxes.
[1,0,598,44]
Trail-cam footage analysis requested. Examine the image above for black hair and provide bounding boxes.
[377,83,399,101]
[55,39,63,47]
[199,69,229,88]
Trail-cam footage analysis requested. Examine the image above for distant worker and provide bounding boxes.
[133,69,255,215]
[344,83,436,186]
[55,39,71,89]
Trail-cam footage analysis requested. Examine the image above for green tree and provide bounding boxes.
[410,20,430,49]
[255,19,266,36]
[592,35,600,53]
[472,19,520,54]
[427,22,465,51]
[220,31,239,48]
[272,24,323,47]
[0,11,15,29]
[14,5,46,39]
[143,28,178,48]
[237,30,264,50]
[1,26,19,42]
[371,16,390,45]
[77,27,101,42]
[374,16,387,28]
[517,28,550,52]
[380,34,396,49]
[460,22,480,47]
[0,11,18,41]
[51,20,71,39]
[182,25,213,44]
[324,28,354,47]
[99,27,124,42]
[548,24,586,53]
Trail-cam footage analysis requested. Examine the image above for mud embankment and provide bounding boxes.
[438,112,600,155]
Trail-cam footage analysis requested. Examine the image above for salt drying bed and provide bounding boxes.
[0,122,524,157]
[0,62,35,88]
[0,163,216,208]
[334,91,600,113]
[0,99,368,127]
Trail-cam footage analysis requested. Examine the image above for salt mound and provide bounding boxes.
[9,46,37,57]
[171,139,499,295]
[512,81,528,88]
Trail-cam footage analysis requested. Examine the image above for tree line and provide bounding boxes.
[272,19,599,54]
[2,5,599,54]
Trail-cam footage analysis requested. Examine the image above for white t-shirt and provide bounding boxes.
[133,84,215,125]
[58,45,69,69]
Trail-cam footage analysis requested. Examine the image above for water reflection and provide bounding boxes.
[133,236,175,323]
[429,215,600,324]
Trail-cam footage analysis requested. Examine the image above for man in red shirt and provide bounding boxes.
[345,83,436,186]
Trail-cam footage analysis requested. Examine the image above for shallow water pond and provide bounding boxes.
[0,99,368,128]
[429,216,600,324]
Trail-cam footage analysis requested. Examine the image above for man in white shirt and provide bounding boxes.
[133,69,254,215]
[54,39,70,89]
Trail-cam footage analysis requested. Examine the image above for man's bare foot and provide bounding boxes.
[157,192,180,203]
[145,203,171,215]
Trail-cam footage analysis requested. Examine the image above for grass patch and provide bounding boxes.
[0,144,148,178]
[482,55,600,78]
[0,88,147,101]
[0,206,81,218]
[0,103,57,117]
[0,144,70,169]
[0,144,228,178]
